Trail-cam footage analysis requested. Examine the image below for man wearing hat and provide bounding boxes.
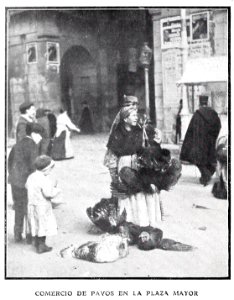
[16,102,36,142]
[8,123,44,242]
[180,96,221,186]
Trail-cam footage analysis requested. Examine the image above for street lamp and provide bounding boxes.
[139,42,152,118]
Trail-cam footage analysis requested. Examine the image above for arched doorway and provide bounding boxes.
[60,46,97,131]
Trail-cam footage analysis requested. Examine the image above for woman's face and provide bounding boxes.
[124,110,138,127]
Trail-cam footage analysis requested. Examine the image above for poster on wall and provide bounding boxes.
[161,16,190,49]
[26,43,37,63]
[191,12,209,41]
[47,42,60,63]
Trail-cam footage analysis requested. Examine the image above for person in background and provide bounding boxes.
[51,109,80,160]
[175,99,183,144]
[212,135,227,199]
[8,123,44,243]
[26,155,61,254]
[211,114,228,200]
[42,109,57,156]
[79,101,94,134]
[180,96,221,186]
[46,110,57,140]
[36,108,51,155]
[16,102,36,142]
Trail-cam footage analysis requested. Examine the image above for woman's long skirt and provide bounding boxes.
[51,130,74,160]
[118,192,163,227]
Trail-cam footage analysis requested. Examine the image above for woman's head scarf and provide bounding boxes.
[119,106,137,122]
[109,96,139,136]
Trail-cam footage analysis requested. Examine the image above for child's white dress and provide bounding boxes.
[25,171,58,237]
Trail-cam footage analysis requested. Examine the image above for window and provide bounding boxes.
[26,43,37,64]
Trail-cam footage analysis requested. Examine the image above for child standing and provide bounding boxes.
[25,155,61,254]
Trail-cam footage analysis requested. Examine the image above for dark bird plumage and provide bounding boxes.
[86,199,195,252]
[86,197,126,233]
[119,156,182,194]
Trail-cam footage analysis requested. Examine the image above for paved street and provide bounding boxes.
[6,134,229,278]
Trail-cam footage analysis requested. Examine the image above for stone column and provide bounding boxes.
[150,10,164,132]
[180,9,192,140]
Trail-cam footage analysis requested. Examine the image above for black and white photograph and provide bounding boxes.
[2,2,232,296]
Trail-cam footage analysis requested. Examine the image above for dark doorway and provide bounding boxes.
[60,46,97,128]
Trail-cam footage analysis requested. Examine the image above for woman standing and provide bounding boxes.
[51,109,80,160]
[36,108,51,155]
[104,95,139,185]
[106,106,162,227]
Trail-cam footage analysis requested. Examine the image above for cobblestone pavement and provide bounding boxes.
[6,134,229,278]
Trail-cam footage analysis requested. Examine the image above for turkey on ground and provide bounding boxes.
[60,233,129,263]
[119,222,195,252]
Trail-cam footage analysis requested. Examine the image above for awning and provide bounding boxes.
[177,56,228,85]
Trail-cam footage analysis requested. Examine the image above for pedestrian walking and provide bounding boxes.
[51,109,80,160]
[8,123,44,242]
[26,155,61,254]
[180,95,221,186]
[16,102,36,142]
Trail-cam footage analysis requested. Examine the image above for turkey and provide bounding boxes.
[86,199,195,252]
[120,222,195,252]
[60,233,129,263]
[86,197,126,233]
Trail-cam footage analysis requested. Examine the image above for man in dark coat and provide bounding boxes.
[16,102,36,142]
[8,123,43,242]
[180,96,221,185]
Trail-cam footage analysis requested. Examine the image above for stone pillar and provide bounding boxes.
[180,9,192,140]
[96,48,108,131]
[150,10,164,132]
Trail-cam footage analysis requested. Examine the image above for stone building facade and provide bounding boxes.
[7,9,154,137]
[150,8,228,143]
[7,8,228,142]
